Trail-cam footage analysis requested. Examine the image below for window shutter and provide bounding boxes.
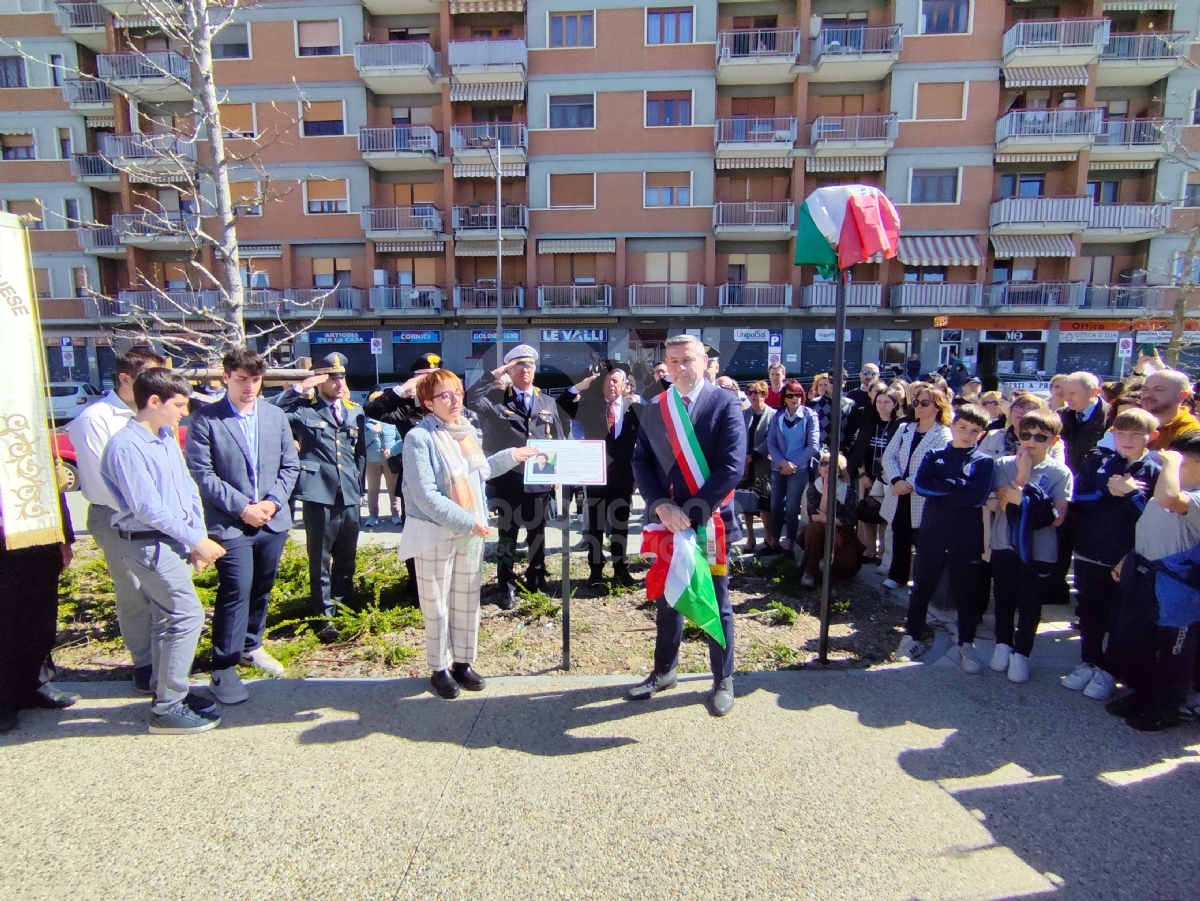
[220,103,254,134]
[645,171,689,188]
[915,83,965,120]
[305,179,346,201]
[304,101,343,123]
[549,173,594,207]
[298,20,340,49]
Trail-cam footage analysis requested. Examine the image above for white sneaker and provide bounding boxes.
[882,578,900,590]
[990,643,1012,673]
[959,643,983,674]
[897,635,926,660]
[1007,652,1030,684]
[1061,663,1097,691]
[210,667,250,705]
[875,562,889,573]
[241,646,285,677]
[364,516,378,528]
[391,515,402,526]
[1083,668,1116,700]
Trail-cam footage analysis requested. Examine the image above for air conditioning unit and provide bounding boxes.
[720,46,731,59]
[373,269,390,286]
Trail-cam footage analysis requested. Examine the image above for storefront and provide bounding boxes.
[469,329,523,370]
[722,328,779,380]
[45,337,91,384]
[798,329,863,379]
[977,329,1047,378]
[307,330,376,380]
[1056,327,1121,378]
[538,328,608,383]
[392,329,442,374]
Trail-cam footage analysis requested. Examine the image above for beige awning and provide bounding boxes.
[1104,0,1174,10]
[991,234,1077,258]
[374,242,445,253]
[454,162,526,178]
[537,239,616,254]
[450,83,526,102]
[0,127,33,135]
[995,152,1078,164]
[898,236,985,267]
[84,117,115,128]
[805,156,886,172]
[1004,66,1089,88]
[449,0,524,12]
[715,157,795,169]
[239,243,282,258]
[454,240,525,257]
[1089,160,1156,171]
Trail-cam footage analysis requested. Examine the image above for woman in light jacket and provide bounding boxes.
[364,394,402,527]
[764,379,821,554]
[401,369,540,699]
[740,380,775,553]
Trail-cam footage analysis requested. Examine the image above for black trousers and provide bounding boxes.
[1051,508,1075,608]
[654,575,735,680]
[888,494,917,586]
[494,489,551,587]
[584,486,632,569]
[303,499,360,618]
[211,528,289,670]
[905,543,986,644]
[1074,558,1120,670]
[0,543,63,714]
[992,549,1054,657]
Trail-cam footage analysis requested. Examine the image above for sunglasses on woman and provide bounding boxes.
[913,399,934,408]
[982,400,1000,408]
[746,390,765,396]
[784,393,802,399]
[1018,431,1052,443]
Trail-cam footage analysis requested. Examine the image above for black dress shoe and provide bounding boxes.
[612,567,638,590]
[587,568,609,596]
[450,663,486,691]
[1105,691,1147,718]
[0,710,17,734]
[496,584,516,611]
[626,669,678,701]
[316,623,340,645]
[23,688,79,710]
[430,669,460,699]
[709,677,735,717]
[132,665,154,694]
[1125,707,1182,732]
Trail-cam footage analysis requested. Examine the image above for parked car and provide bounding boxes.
[54,419,190,492]
[46,382,102,422]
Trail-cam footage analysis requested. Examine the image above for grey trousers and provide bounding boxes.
[116,537,204,715]
[88,504,153,668]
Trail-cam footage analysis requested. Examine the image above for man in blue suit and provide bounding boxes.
[186,347,299,704]
[628,335,747,716]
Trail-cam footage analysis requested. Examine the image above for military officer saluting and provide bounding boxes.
[274,352,367,642]
[466,344,566,604]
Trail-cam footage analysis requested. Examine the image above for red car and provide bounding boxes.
[53,423,189,492]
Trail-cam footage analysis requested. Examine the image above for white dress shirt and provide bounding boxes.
[68,390,135,509]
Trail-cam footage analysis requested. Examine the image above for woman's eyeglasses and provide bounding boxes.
[433,390,465,403]
[982,400,1000,408]
[746,390,765,396]
[913,399,934,408]
[1018,431,1052,443]
[784,394,803,399]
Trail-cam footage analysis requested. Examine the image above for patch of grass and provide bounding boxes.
[830,595,852,615]
[749,600,798,626]
[58,541,116,629]
[496,629,524,653]
[768,642,797,665]
[574,619,592,634]
[332,602,423,642]
[360,637,421,667]
[682,623,706,642]
[516,591,561,620]
[762,556,807,597]
[270,633,320,668]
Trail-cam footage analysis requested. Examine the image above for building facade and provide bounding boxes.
[3,0,1199,388]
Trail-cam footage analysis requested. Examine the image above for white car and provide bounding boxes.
[47,381,102,422]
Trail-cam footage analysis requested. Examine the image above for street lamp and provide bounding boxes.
[483,130,504,363]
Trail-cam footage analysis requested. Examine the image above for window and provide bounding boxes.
[313,257,352,288]
[0,57,25,88]
[1087,180,1119,205]
[549,94,594,129]
[63,199,80,228]
[213,23,251,59]
[72,267,89,298]
[229,181,262,216]
[647,8,693,45]
[999,173,1045,198]
[49,54,63,87]
[302,100,344,137]
[646,92,692,127]
[1185,184,1200,207]
[305,178,347,214]
[297,20,341,56]
[1193,91,1200,126]
[914,82,965,120]
[910,168,958,203]
[903,265,947,283]
[550,12,594,47]
[921,0,969,34]
[645,251,688,281]
[58,127,71,160]
[1,133,35,160]
[549,173,595,208]
[1175,254,1200,284]
[645,171,691,207]
[388,27,430,41]
[220,103,256,138]
[6,200,42,227]
[33,268,50,299]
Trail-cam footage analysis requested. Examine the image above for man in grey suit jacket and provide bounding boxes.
[186,348,299,704]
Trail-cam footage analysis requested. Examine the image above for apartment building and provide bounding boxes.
[2,0,1199,387]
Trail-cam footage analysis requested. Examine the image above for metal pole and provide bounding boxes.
[493,132,504,365]
[818,268,848,665]
[561,498,571,670]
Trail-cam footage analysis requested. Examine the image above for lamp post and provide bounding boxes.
[484,129,504,363]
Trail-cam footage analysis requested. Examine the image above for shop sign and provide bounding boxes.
[1059,330,1119,344]
[733,328,769,342]
[1136,330,1200,346]
[979,330,1047,343]
[393,330,441,343]
[310,330,373,344]
[1060,320,1130,333]
[472,329,523,343]
[814,329,853,342]
[540,329,608,343]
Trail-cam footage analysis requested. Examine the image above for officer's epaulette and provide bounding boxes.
[345,399,361,408]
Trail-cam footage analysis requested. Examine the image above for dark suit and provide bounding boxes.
[632,382,747,679]
[1054,398,1110,606]
[466,379,566,590]
[273,389,367,618]
[186,398,300,670]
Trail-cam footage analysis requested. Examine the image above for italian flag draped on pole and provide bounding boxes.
[794,185,901,276]
[639,388,728,648]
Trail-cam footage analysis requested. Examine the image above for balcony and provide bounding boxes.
[810,25,902,83]
[987,282,1086,311]
[360,0,430,14]
[714,117,797,161]
[1098,32,1189,86]
[1085,285,1167,310]
[454,286,523,309]
[54,1,107,50]
[801,282,882,309]
[1084,202,1172,241]
[112,211,201,250]
[96,52,192,102]
[452,204,528,240]
[70,153,120,190]
[358,126,442,171]
[718,283,793,310]
[242,289,284,317]
[995,108,1103,154]
[712,201,795,240]
[1091,118,1181,162]
[450,123,528,164]
[626,284,704,311]
[353,42,439,94]
[810,114,897,156]
[537,285,613,309]
[283,287,364,314]
[1001,18,1110,67]
[369,286,446,312]
[447,40,527,84]
[360,206,443,240]
[101,133,197,180]
[716,28,802,84]
[77,226,125,258]
[889,283,984,312]
[990,197,1093,233]
[62,78,111,110]
[96,0,155,17]
[106,289,219,319]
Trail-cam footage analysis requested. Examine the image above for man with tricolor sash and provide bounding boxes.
[627,335,747,716]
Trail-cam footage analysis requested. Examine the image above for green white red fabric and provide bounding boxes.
[794,185,901,278]
[639,387,728,648]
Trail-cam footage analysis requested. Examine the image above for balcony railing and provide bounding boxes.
[1088,202,1172,230]
[360,206,442,233]
[111,289,219,315]
[889,283,984,309]
[1094,118,1181,148]
[102,132,197,161]
[1085,285,1166,309]
[713,201,795,228]
[987,282,1086,308]
[1101,31,1190,61]
[243,289,283,313]
[63,78,110,104]
[70,153,118,178]
[454,286,523,309]
[995,108,1104,142]
[717,28,802,60]
[77,226,123,252]
[989,196,1094,228]
[810,113,898,146]
[448,39,527,69]
[55,0,105,29]
[283,287,363,311]
[538,285,613,308]
[715,117,798,145]
[812,24,902,62]
[1002,18,1110,56]
[719,284,793,308]
[369,286,445,311]
[357,125,441,155]
[452,204,528,231]
[112,211,200,240]
[353,41,438,71]
[802,283,882,308]
[627,284,704,308]
[97,51,191,84]
[450,123,529,152]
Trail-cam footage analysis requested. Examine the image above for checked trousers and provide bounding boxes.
[414,535,485,672]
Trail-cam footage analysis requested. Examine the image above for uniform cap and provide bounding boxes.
[313,352,347,374]
[411,352,442,373]
[504,344,538,365]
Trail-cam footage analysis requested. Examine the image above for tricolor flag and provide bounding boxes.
[794,185,901,278]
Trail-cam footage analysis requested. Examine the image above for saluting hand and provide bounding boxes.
[298,373,328,392]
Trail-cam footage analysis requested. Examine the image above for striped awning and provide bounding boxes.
[1004,66,1089,88]
[0,127,32,135]
[239,243,282,258]
[85,116,115,128]
[991,234,1077,259]
[1104,0,1174,9]
[715,157,795,169]
[454,240,525,257]
[374,242,445,253]
[898,236,985,267]
[995,152,1077,164]
[450,83,525,102]
[454,162,526,178]
[1089,160,1156,171]
[805,156,886,172]
[538,239,616,254]
[449,0,523,12]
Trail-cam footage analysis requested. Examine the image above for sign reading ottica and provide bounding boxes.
[1059,330,1120,344]
[541,329,608,342]
[471,329,523,343]
[392,330,441,344]
[310,330,374,344]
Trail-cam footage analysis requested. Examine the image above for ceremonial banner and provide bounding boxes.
[0,212,65,549]
[794,185,901,277]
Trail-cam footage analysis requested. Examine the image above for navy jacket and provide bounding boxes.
[272,390,367,505]
[1073,448,1161,566]
[914,444,994,553]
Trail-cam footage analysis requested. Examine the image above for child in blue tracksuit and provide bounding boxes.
[1065,408,1161,702]
[897,405,994,668]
